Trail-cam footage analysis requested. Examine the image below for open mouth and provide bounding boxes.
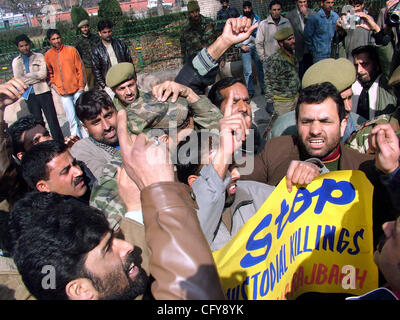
[73,177,84,188]
[127,262,139,279]
[228,183,237,195]
[308,139,325,146]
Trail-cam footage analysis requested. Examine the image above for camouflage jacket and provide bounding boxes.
[90,155,125,230]
[92,94,222,228]
[180,15,218,63]
[264,48,300,103]
[345,108,400,153]
[113,91,223,134]
[75,33,100,67]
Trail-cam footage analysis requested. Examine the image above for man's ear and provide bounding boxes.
[36,180,51,193]
[340,117,348,138]
[187,175,198,188]
[65,278,98,300]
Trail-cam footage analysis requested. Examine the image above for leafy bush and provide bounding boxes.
[98,0,123,25]
[71,6,90,28]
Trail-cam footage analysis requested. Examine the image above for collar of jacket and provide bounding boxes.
[88,136,120,158]
[230,183,253,214]
[318,8,333,18]
[266,15,283,25]
[51,43,65,52]
[277,47,295,65]
[113,90,143,111]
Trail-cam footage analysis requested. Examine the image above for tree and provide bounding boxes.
[98,0,123,23]
[71,6,89,28]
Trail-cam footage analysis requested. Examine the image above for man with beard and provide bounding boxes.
[351,45,397,120]
[75,20,100,90]
[241,81,397,246]
[71,89,120,179]
[264,27,300,117]
[10,110,226,299]
[176,94,275,251]
[180,1,218,64]
[237,1,265,98]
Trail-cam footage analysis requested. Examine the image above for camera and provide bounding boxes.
[387,2,400,25]
[341,5,362,29]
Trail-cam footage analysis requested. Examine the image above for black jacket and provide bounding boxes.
[91,38,132,89]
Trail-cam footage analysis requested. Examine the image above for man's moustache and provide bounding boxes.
[73,176,84,187]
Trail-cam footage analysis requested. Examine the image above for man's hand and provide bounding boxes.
[221,17,258,47]
[241,45,250,52]
[286,160,321,193]
[207,17,258,61]
[212,90,251,179]
[369,123,400,174]
[355,12,381,33]
[116,166,141,212]
[116,109,175,190]
[0,78,27,109]
[64,135,80,149]
[298,2,309,15]
[152,80,199,104]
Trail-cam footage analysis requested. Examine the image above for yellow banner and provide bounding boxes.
[213,170,378,300]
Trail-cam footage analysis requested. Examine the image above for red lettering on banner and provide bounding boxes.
[328,264,340,285]
[357,268,367,289]
[316,263,328,284]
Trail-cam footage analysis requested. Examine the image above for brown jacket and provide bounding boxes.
[241,135,376,185]
[12,52,51,95]
[241,135,395,246]
[141,182,225,300]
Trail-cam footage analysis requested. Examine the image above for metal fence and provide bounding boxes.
[0,0,393,83]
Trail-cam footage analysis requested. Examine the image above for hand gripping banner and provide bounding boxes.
[213,170,378,300]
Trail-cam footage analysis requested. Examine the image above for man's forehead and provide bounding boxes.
[116,78,136,90]
[47,151,73,171]
[353,52,371,62]
[221,82,248,97]
[298,98,338,116]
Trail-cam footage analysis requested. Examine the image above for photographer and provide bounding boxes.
[335,0,374,62]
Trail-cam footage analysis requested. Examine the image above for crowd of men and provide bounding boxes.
[0,0,399,301]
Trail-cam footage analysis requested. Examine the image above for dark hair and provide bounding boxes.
[351,45,381,73]
[75,89,115,122]
[97,19,113,32]
[296,82,347,122]
[269,0,282,9]
[175,130,219,184]
[15,34,31,46]
[6,191,63,256]
[8,115,46,155]
[12,193,110,300]
[208,77,245,108]
[243,1,252,8]
[351,0,364,4]
[46,28,61,40]
[21,139,68,189]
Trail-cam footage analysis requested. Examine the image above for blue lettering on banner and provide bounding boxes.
[240,179,356,269]
[227,225,367,299]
